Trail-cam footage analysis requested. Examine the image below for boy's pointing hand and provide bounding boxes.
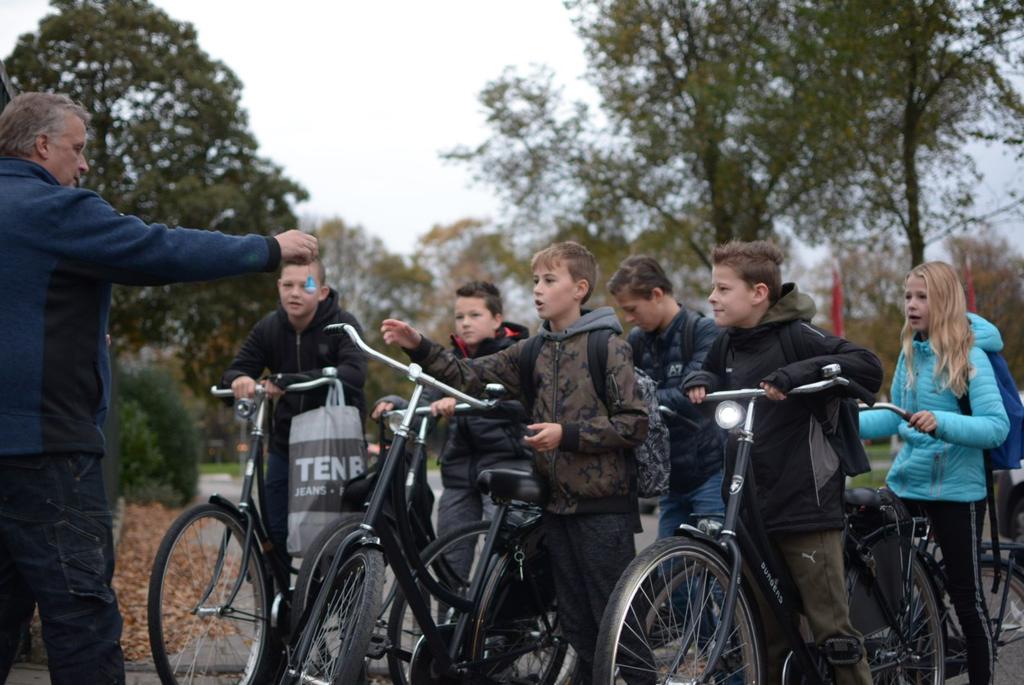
[381,319,423,350]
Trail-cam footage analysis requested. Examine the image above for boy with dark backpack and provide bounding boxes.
[381,241,648,682]
[684,240,882,685]
[607,255,725,539]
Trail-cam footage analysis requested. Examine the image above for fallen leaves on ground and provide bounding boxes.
[113,501,182,663]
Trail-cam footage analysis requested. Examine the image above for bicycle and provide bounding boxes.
[281,323,570,684]
[851,402,1024,682]
[593,365,946,684]
[292,400,503,684]
[146,369,343,684]
[289,399,443,636]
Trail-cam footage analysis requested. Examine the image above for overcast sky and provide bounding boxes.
[3,0,1020,263]
[3,0,594,254]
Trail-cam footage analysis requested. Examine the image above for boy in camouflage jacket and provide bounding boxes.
[382,241,648,682]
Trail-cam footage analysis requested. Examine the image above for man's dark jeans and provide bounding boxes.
[0,453,125,684]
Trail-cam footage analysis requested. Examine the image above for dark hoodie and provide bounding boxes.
[627,307,724,493]
[684,284,883,534]
[438,322,534,490]
[410,307,649,515]
[221,289,367,456]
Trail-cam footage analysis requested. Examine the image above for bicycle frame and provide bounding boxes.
[287,324,531,681]
[208,372,343,626]
[692,375,858,684]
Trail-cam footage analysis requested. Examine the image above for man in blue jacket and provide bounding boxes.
[0,92,318,684]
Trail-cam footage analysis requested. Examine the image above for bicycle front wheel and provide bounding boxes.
[294,547,385,684]
[945,557,1024,683]
[594,536,764,684]
[147,503,278,684]
[291,512,365,634]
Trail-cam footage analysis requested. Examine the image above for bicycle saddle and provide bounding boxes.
[477,468,548,506]
[844,487,882,509]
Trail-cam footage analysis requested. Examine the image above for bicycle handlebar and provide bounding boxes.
[704,375,850,402]
[384,403,475,419]
[209,368,341,398]
[324,323,496,411]
[858,401,912,422]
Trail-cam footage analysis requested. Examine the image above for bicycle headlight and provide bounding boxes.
[715,401,745,430]
[386,410,407,433]
[234,398,255,419]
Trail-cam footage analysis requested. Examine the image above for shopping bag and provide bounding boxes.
[287,380,366,555]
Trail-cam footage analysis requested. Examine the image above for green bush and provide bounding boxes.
[119,398,161,488]
[119,367,200,505]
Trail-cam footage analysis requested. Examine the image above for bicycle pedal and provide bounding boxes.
[366,633,389,660]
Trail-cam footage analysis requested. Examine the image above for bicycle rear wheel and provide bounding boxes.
[860,554,944,684]
[594,536,764,684]
[467,530,571,685]
[387,520,491,685]
[147,503,279,684]
[293,546,385,684]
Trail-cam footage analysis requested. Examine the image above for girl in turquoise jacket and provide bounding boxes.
[860,261,1009,685]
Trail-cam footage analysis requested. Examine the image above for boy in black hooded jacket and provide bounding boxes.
[222,261,366,556]
[374,282,534,573]
[685,241,882,685]
[430,282,533,572]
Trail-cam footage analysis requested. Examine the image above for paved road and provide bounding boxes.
[7,471,656,684]
[26,473,1024,682]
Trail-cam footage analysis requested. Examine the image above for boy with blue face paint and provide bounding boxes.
[222,260,367,556]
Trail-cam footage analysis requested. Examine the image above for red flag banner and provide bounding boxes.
[964,256,977,313]
[832,260,844,337]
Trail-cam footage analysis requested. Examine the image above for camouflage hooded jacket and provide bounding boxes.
[408,307,649,515]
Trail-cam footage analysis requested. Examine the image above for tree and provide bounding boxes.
[947,230,1024,382]
[446,1,864,269]
[119,365,201,504]
[314,217,435,411]
[412,217,532,339]
[449,1,1023,270]
[5,0,308,393]
[807,246,909,392]
[813,1,1024,268]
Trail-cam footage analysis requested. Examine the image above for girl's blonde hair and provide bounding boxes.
[902,261,974,396]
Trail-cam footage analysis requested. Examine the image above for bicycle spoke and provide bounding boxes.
[149,506,272,683]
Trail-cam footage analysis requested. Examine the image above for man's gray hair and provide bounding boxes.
[0,92,90,158]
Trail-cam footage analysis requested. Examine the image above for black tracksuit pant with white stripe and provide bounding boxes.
[907,498,993,684]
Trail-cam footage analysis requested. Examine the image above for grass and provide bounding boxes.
[847,442,895,489]
[199,460,244,478]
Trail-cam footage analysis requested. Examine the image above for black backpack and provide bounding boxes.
[708,319,871,478]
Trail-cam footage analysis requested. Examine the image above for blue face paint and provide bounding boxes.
[304,275,316,293]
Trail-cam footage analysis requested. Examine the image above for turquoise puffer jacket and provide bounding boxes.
[860,314,1010,502]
